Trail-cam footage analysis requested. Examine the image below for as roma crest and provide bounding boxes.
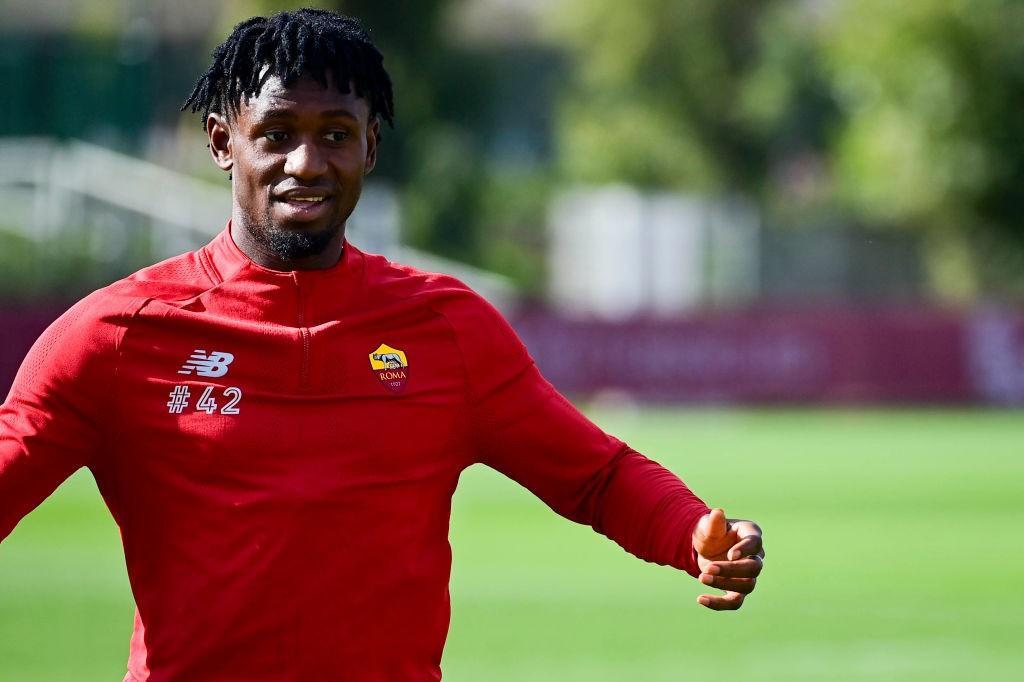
[369,343,409,393]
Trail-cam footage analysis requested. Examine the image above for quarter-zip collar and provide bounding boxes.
[200,221,367,327]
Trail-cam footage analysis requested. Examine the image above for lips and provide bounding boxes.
[273,189,335,222]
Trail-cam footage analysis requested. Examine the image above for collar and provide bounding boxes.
[199,221,367,326]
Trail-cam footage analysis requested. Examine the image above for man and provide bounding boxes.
[0,9,764,681]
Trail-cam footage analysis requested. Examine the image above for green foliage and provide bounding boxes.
[0,230,116,301]
[549,0,1024,298]
[549,0,811,193]
[402,125,487,265]
[403,137,553,294]
[822,0,1024,296]
[476,171,552,296]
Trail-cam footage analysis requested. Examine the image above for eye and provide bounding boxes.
[264,131,287,143]
[324,131,349,143]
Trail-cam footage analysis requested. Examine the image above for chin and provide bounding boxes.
[265,225,338,261]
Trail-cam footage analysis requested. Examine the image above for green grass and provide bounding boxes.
[2,409,1022,680]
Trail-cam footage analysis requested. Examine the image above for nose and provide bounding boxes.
[284,139,328,180]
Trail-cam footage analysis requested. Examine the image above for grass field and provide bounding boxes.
[1,408,1022,681]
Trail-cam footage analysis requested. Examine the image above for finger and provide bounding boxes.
[698,573,757,594]
[726,534,763,561]
[729,519,763,537]
[694,509,738,559]
[696,508,728,541]
[697,591,745,611]
[705,556,763,579]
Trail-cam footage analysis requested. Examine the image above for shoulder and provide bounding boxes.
[34,250,215,361]
[360,250,531,387]
[110,249,217,304]
[360,250,471,297]
[63,249,214,327]
[360,250,501,320]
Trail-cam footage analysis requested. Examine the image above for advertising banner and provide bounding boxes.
[2,306,1023,404]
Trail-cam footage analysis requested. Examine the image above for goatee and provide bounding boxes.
[268,227,336,261]
[253,221,338,262]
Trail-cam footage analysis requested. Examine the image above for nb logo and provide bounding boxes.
[178,350,235,378]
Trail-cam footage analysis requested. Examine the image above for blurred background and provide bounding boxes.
[1,1,1022,680]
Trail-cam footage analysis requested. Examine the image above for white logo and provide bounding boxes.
[178,350,235,378]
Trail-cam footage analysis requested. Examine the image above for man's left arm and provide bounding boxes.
[449,294,765,609]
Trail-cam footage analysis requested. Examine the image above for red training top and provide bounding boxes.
[0,226,709,681]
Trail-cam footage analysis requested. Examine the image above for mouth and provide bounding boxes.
[273,190,335,222]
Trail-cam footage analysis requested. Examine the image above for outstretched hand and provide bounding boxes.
[691,508,764,611]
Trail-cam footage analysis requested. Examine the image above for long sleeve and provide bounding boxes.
[443,294,710,578]
[0,295,120,542]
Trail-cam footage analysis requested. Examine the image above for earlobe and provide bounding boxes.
[207,114,233,172]
[364,118,380,175]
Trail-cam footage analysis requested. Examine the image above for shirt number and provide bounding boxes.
[167,385,243,415]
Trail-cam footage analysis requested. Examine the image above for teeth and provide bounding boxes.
[291,197,324,203]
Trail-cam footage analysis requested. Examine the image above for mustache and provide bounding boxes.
[272,184,337,199]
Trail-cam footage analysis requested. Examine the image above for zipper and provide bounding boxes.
[299,326,311,390]
[294,274,311,390]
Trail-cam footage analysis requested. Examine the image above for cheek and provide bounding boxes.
[335,150,369,181]
[236,154,277,198]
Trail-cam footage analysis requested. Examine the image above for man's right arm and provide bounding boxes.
[0,297,119,542]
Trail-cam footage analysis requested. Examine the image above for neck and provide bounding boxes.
[230,217,345,271]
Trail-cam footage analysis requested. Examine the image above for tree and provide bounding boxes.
[550,0,1024,298]
[548,0,829,195]
[821,0,1024,296]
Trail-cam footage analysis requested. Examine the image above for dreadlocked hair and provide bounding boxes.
[182,8,394,130]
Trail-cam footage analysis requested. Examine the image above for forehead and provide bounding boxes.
[238,72,370,123]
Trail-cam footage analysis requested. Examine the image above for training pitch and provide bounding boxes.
[1,408,1021,681]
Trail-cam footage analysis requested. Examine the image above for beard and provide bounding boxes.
[264,224,337,261]
[247,210,341,262]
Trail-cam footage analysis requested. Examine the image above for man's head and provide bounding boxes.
[183,9,394,269]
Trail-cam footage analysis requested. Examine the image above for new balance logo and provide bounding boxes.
[178,350,235,378]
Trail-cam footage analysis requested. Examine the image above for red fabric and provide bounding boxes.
[1,225,709,681]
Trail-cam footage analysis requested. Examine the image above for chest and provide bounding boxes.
[108,306,469,499]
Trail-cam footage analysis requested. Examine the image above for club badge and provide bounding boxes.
[368,343,409,393]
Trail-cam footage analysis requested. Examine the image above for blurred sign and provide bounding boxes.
[966,310,1024,404]
[511,307,1023,405]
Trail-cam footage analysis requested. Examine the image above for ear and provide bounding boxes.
[364,117,380,175]
[206,113,233,172]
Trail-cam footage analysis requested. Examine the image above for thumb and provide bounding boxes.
[695,508,728,545]
[694,508,736,561]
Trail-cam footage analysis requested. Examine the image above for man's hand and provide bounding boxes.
[691,508,764,611]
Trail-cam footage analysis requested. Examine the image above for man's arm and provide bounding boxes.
[0,298,117,542]
[471,361,767,608]
[467,361,710,576]
[442,291,764,598]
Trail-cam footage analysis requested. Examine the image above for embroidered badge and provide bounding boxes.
[369,343,409,393]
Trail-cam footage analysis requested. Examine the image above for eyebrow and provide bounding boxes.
[256,108,360,122]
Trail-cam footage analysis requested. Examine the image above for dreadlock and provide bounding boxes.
[182,8,394,130]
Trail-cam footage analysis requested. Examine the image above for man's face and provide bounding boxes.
[207,71,379,268]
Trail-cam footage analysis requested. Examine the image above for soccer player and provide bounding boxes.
[0,9,764,681]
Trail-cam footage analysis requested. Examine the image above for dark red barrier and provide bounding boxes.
[0,306,66,399]
[508,307,1024,404]
[2,305,1023,404]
